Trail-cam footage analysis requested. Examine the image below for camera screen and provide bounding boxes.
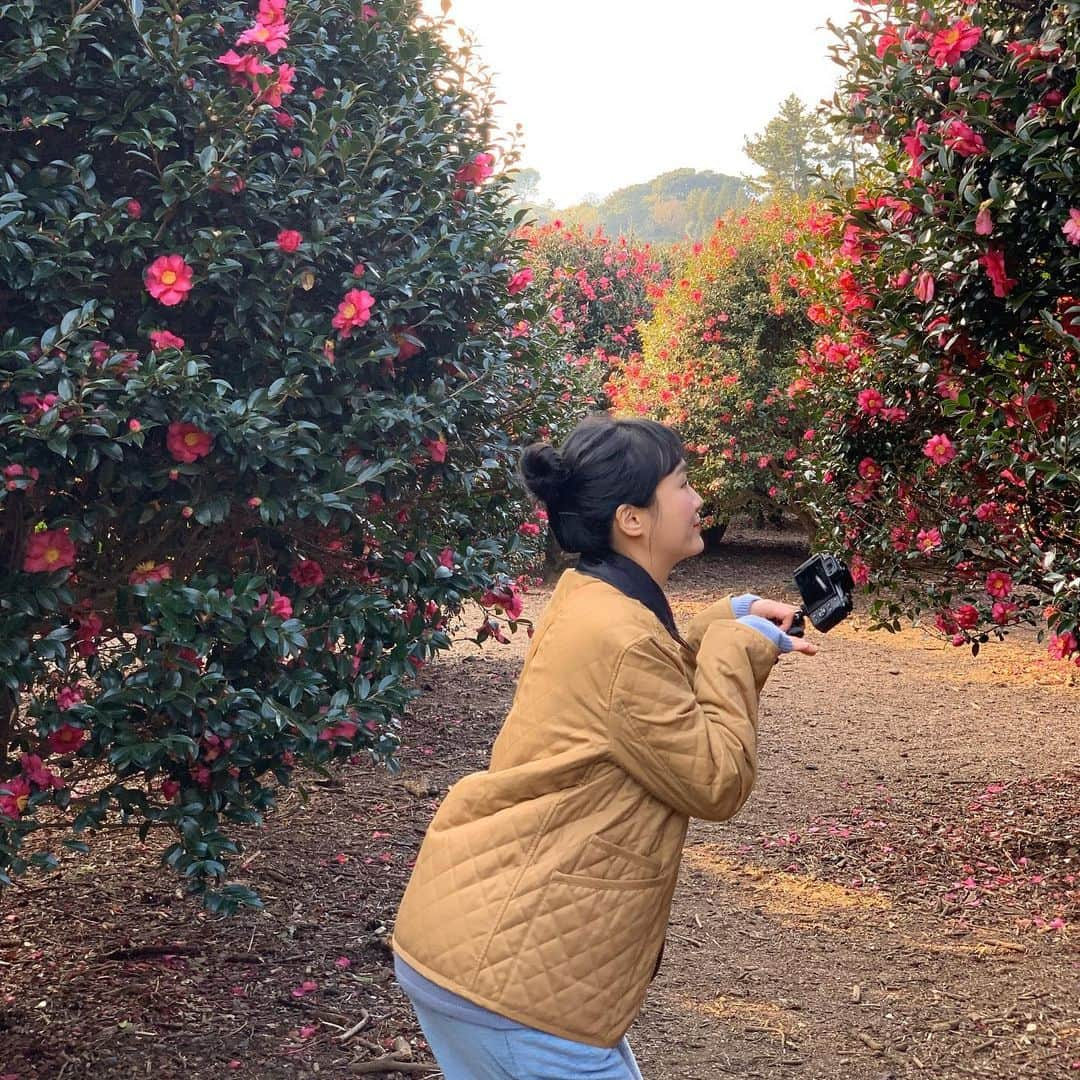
[794,560,834,609]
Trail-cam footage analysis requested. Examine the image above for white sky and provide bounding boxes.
[420,0,860,206]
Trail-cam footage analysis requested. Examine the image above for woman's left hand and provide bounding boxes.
[748,597,801,632]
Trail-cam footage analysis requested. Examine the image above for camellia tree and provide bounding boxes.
[606,200,827,538]
[790,0,1079,660]
[0,0,562,909]
[517,220,674,411]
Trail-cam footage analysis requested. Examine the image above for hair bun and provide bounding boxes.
[520,442,571,507]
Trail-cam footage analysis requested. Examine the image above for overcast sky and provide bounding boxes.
[419,0,861,206]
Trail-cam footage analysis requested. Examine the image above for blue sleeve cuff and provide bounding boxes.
[737,614,793,653]
[731,593,760,619]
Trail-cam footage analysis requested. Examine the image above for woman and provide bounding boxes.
[393,414,817,1079]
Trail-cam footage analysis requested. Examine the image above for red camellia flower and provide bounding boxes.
[277,228,303,252]
[216,49,272,88]
[923,433,957,466]
[481,583,523,621]
[856,387,885,415]
[0,776,31,819]
[257,62,295,108]
[126,199,142,219]
[454,152,495,188]
[1047,631,1078,660]
[507,268,533,295]
[985,570,1013,599]
[47,724,86,755]
[145,254,194,306]
[332,289,375,338]
[166,421,214,463]
[290,560,326,588]
[954,604,979,630]
[149,329,185,351]
[129,561,173,585]
[929,18,981,67]
[916,527,942,553]
[424,438,448,463]
[914,271,936,302]
[23,528,76,573]
[393,327,423,360]
[978,248,1018,297]
[942,117,986,157]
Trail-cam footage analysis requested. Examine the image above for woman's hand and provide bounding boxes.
[748,597,818,655]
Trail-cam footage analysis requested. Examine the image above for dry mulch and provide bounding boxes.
[1,525,1077,1079]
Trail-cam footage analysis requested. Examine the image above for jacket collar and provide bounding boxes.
[575,551,687,647]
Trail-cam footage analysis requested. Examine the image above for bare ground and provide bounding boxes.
[1,525,1077,1079]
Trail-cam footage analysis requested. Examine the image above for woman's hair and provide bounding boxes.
[519,413,685,555]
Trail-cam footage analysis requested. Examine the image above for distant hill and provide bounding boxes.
[526,168,752,243]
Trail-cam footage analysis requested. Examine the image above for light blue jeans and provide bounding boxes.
[396,955,644,1079]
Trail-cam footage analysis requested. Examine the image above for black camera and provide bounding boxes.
[787,552,855,637]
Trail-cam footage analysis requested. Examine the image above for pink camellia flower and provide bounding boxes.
[268,591,293,619]
[126,199,143,219]
[23,528,76,573]
[923,433,957,467]
[481,583,523,621]
[507,268,533,295]
[145,255,194,306]
[978,248,1018,297]
[857,457,882,483]
[360,2,377,20]
[454,152,495,188]
[273,110,295,129]
[914,271,936,302]
[257,62,295,108]
[943,117,986,157]
[276,228,302,252]
[129,560,173,585]
[991,600,1018,625]
[237,18,290,55]
[424,438,448,463]
[437,547,455,569]
[929,18,981,67]
[0,776,31,819]
[916,527,943,553]
[985,570,1013,598]
[1062,209,1080,246]
[21,753,64,790]
[518,522,541,536]
[875,25,900,59]
[290,559,325,588]
[318,721,358,743]
[55,686,84,711]
[149,329,185,351]
[258,0,286,20]
[167,421,214,463]
[856,387,885,415]
[332,289,375,338]
[216,49,273,88]
[46,721,85,756]
[901,120,928,178]
[1047,631,1078,660]
[974,205,994,236]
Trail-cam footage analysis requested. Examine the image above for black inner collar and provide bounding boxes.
[576,551,686,647]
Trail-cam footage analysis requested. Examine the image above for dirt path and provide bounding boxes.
[2,527,1077,1078]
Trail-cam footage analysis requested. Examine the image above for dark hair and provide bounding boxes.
[519,413,685,555]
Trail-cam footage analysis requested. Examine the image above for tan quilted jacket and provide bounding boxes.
[392,567,779,1047]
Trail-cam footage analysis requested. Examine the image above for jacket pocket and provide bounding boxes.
[563,833,663,884]
[497,869,671,1043]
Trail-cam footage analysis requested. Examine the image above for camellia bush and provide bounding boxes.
[606,200,826,536]
[0,0,563,908]
[517,220,674,413]
[791,0,1079,660]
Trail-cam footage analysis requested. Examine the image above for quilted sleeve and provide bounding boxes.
[606,621,778,822]
[679,596,735,653]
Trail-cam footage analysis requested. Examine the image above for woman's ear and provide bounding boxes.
[612,502,647,541]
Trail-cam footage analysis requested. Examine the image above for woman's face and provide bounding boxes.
[645,460,705,569]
